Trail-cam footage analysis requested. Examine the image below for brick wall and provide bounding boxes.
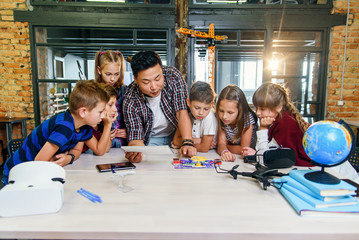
[329,0,359,120]
[0,0,33,163]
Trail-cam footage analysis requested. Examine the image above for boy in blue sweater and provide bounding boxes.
[2,80,109,184]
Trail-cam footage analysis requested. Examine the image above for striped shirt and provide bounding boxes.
[223,111,257,148]
[123,66,188,145]
[3,110,92,182]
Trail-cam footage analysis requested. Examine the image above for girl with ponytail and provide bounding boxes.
[242,82,312,166]
[95,49,127,148]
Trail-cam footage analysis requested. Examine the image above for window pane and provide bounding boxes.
[271,52,320,118]
[213,30,265,48]
[214,30,238,46]
[193,30,264,103]
[39,82,71,122]
[36,46,89,80]
[35,26,169,122]
[240,31,265,48]
[137,30,168,45]
[36,27,134,45]
[33,0,171,4]
[273,31,321,47]
[217,59,263,104]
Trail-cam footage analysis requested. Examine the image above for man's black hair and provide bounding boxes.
[131,50,162,78]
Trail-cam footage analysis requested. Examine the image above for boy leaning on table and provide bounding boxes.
[2,80,109,185]
[171,81,217,153]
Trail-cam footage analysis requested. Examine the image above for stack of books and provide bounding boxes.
[273,169,359,216]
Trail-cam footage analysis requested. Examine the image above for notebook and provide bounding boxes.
[276,184,359,216]
[277,176,349,201]
[289,169,356,197]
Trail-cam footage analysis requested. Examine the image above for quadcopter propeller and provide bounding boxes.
[228,165,239,179]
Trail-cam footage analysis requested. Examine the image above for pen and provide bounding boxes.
[78,188,102,203]
[79,188,102,203]
[77,190,97,203]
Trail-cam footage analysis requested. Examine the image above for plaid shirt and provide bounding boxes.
[123,66,188,145]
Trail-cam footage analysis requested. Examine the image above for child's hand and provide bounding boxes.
[179,145,197,158]
[171,140,180,149]
[110,129,116,140]
[221,151,236,162]
[210,140,216,149]
[259,116,276,129]
[102,110,112,126]
[115,128,127,138]
[242,147,256,157]
[51,153,70,166]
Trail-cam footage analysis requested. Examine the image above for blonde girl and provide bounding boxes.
[95,49,127,147]
[216,85,257,162]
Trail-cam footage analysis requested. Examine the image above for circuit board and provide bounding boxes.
[172,156,221,169]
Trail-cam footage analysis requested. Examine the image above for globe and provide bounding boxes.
[302,120,354,184]
[303,120,352,166]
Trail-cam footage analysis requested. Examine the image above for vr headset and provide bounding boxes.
[244,147,296,169]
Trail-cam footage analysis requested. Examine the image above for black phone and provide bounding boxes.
[96,162,136,172]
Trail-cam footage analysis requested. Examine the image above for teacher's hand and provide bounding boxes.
[125,151,143,163]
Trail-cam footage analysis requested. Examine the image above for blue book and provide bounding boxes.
[277,176,348,202]
[276,184,359,216]
[289,169,357,197]
[281,182,357,208]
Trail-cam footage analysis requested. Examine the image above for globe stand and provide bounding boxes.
[304,166,341,185]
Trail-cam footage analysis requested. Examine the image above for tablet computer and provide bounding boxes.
[96,162,136,173]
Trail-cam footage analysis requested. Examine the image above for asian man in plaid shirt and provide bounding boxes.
[123,50,197,162]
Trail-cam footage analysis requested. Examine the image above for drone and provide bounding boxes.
[214,153,292,190]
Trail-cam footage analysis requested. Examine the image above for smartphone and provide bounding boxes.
[96,162,136,173]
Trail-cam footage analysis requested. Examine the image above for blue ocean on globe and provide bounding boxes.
[302,120,352,166]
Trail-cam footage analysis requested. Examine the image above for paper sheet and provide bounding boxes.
[121,145,174,155]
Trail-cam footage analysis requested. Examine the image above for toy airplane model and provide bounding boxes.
[173,156,221,169]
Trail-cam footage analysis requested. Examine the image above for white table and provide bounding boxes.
[0,148,359,240]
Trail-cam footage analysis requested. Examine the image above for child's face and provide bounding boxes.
[255,106,281,119]
[97,62,121,86]
[189,100,212,120]
[217,100,239,126]
[86,101,106,128]
[106,96,118,121]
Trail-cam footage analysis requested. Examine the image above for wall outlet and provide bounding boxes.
[338,101,344,106]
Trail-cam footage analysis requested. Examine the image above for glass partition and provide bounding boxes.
[34,26,170,123]
[193,30,264,103]
[271,51,321,123]
[33,0,172,4]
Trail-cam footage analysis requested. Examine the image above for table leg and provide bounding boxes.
[5,123,12,143]
[21,120,27,138]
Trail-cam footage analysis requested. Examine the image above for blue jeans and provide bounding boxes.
[147,133,174,146]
